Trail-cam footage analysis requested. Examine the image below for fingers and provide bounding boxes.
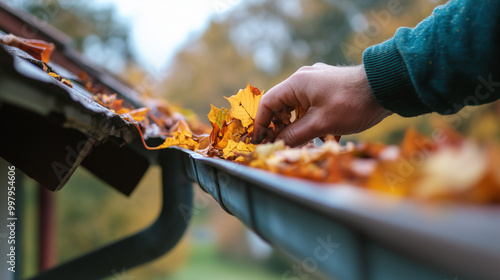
[252,63,328,144]
[276,112,320,147]
[253,99,277,143]
[252,79,301,143]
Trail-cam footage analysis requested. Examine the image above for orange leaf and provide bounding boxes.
[0,34,55,63]
[400,127,437,158]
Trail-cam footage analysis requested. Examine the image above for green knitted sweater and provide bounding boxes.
[363,0,500,117]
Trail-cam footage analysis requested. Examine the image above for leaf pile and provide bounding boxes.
[128,83,500,204]
[365,127,500,203]
[6,30,497,205]
[247,126,500,204]
[198,84,308,162]
[200,84,262,162]
[93,93,150,122]
[92,92,209,150]
[134,84,291,161]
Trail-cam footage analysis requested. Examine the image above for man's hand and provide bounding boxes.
[253,63,392,147]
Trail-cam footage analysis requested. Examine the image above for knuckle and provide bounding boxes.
[260,92,270,103]
[297,65,312,72]
[290,71,308,85]
[313,62,326,67]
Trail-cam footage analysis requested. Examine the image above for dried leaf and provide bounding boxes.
[207,105,232,130]
[90,80,499,205]
[400,127,437,158]
[0,34,55,63]
[366,160,412,197]
[295,106,306,119]
[216,119,247,150]
[412,143,491,203]
[124,107,150,122]
[224,84,263,128]
[222,140,256,160]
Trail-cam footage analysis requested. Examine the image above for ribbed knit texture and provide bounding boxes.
[363,39,431,117]
[363,0,500,117]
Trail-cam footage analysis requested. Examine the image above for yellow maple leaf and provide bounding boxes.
[175,131,199,150]
[222,140,256,160]
[224,84,263,128]
[134,119,199,151]
[207,104,232,130]
[155,131,199,150]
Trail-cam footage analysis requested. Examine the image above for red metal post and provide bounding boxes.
[38,186,57,271]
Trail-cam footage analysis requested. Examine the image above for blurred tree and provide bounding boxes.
[5,0,132,73]
[157,0,444,123]
[159,0,352,116]
[343,0,448,63]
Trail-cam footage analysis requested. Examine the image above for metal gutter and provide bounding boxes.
[176,147,500,280]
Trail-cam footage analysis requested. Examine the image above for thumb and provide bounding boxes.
[276,113,322,147]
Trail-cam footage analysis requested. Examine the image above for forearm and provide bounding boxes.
[363,0,500,117]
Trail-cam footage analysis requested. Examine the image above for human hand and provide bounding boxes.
[252,63,392,147]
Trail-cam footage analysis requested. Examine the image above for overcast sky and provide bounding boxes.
[94,0,241,72]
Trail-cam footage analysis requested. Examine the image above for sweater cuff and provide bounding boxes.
[362,38,431,117]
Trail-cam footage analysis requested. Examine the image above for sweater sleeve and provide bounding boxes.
[362,0,500,117]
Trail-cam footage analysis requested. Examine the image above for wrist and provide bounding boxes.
[356,64,393,116]
[362,39,430,117]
